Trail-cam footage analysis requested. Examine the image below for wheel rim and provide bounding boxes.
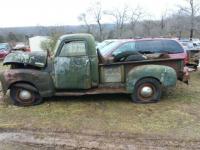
[137,83,155,101]
[19,90,32,100]
[140,86,153,98]
[16,88,35,105]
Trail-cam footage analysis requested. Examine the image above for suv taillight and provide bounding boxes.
[184,51,189,65]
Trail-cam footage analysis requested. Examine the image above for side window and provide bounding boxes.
[113,42,135,55]
[162,40,183,53]
[135,40,163,52]
[59,41,86,57]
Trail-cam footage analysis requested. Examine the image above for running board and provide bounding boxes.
[55,88,127,96]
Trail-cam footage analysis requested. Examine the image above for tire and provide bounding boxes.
[10,85,43,106]
[131,78,161,103]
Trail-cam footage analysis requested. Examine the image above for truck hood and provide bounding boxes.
[3,51,47,68]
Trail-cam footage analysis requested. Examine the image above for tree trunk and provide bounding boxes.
[190,29,194,41]
[97,21,103,41]
[190,0,194,41]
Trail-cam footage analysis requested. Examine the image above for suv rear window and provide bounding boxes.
[162,40,183,53]
[135,40,183,54]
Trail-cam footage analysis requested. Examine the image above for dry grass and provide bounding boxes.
[0,63,200,139]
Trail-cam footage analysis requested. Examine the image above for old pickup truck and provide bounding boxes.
[0,34,188,106]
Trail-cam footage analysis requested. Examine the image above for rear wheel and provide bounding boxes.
[131,78,161,103]
[10,85,42,106]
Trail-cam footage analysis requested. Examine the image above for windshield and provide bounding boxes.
[99,41,122,56]
[0,44,8,50]
[97,41,111,49]
[97,40,119,50]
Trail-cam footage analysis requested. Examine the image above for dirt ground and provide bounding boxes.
[0,129,200,150]
[0,63,200,149]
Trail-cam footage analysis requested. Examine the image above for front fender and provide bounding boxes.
[0,69,55,97]
[126,65,177,93]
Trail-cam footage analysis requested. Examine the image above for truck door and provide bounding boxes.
[54,40,91,89]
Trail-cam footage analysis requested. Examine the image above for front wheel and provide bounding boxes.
[10,85,42,106]
[131,78,161,103]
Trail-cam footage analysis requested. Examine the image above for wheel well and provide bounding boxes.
[9,81,37,90]
[136,77,162,85]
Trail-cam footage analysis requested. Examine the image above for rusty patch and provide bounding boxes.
[3,51,47,68]
[0,69,54,97]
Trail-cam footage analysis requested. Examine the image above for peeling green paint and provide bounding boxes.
[53,33,99,89]
[53,56,91,89]
[3,51,47,68]
[0,69,54,97]
[126,65,177,93]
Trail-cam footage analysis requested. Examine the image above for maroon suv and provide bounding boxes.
[99,38,188,64]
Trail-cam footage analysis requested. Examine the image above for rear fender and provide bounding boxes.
[126,65,177,93]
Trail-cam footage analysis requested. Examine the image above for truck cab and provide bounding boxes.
[0,34,188,106]
[53,34,99,89]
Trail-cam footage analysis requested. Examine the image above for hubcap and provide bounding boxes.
[19,90,32,100]
[140,86,153,98]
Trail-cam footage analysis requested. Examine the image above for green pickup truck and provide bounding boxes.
[0,34,187,106]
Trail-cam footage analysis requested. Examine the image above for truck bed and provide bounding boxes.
[99,58,184,81]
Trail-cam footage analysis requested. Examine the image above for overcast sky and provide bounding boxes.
[0,0,193,27]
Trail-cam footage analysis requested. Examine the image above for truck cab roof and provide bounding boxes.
[54,34,96,56]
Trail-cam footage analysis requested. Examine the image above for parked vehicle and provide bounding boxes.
[100,38,188,64]
[180,41,194,50]
[191,38,200,48]
[29,36,50,52]
[0,43,12,60]
[0,34,188,106]
[179,41,200,70]
[12,43,31,52]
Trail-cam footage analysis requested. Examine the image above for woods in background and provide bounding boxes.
[78,0,200,41]
[0,0,200,44]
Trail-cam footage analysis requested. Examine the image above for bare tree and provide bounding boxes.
[105,5,129,38]
[179,0,200,40]
[88,1,103,41]
[129,7,144,36]
[78,13,91,33]
[159,10,169,36]
[143,19,155,37]
[168,10,189,39]
[75,0,200,40]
